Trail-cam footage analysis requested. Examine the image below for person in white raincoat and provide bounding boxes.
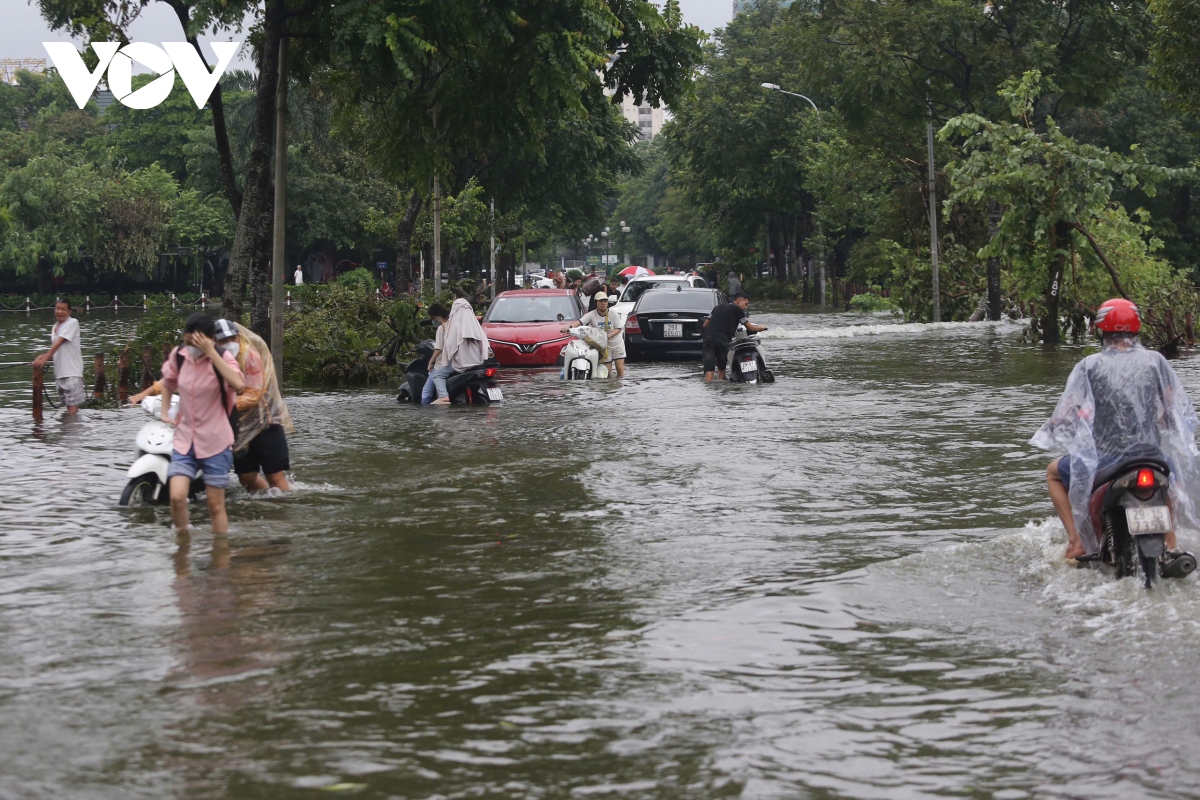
[1031,299,1200,558]
[430,298,490,405]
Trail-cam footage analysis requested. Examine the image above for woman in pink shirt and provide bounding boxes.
[160,314,245,534]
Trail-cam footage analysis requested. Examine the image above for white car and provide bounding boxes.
[611,274,709,327]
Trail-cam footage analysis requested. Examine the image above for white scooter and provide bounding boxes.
[118,396,203,506]
[561,326,610,380]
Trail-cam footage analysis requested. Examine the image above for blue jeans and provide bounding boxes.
[422,366,455,404]
[167,446,233,488]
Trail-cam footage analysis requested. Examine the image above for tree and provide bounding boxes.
[665,1,815,279]
[944,71,1190,342]
[0,153,102,291]
[310,0,702,290]
[1149,0,1200,121]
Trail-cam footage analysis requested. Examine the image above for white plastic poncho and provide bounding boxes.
[577,325,609,357]
[1030,337,1200,553]
[443,298,490,372]
[232,322,294,456]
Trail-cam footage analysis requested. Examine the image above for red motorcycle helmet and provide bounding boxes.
[1094,298,1141,334]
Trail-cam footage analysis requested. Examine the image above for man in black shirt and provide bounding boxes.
[703,292,767,382]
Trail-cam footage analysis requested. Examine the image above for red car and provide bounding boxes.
[483,289,585,367]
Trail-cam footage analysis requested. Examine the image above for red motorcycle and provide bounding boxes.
[1078,448,1197,587]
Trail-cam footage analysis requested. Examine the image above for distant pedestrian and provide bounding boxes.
[706,267,719,288]
[294,265,304,285]
[160,313,245,535]
[727,270,743,296]
[32,298,84,415]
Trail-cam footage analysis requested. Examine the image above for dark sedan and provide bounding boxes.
[624,286,727,361]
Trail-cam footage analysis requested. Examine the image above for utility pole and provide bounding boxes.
[270,35,288,377]
[926,100,941,323]
[432,106,441,296]
[489,197,496,298]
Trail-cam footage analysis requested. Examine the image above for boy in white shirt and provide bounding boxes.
[563,293,625,378]
[32,299,84,414]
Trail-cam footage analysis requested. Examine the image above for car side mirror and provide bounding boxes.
[609,295,619,303]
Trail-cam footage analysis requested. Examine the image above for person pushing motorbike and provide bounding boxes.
[703,292,766,383]
[1032,298,1200,559]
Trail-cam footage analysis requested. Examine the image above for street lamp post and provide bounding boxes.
[761,83,824,306]
[601,226,613,274]
[926,96,941,323]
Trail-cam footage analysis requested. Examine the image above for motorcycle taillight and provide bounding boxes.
[484,367,497,378]
[1137,468,1156,489]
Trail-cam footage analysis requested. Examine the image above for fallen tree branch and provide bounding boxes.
[1070,222,1131,300]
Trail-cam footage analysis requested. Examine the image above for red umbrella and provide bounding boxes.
[618,265,654,278]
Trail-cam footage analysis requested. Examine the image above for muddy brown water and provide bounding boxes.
[2,306,1199,799]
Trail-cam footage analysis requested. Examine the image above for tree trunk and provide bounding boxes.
[1043,221,1071,344]
[222,0,284,324]
[986,200,1002,321]
[249,231,272,339]
[394,188,422,294]
[164,0,242,217]
[767,214,783,281]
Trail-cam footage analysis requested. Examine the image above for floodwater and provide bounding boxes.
[2,305,1200,799]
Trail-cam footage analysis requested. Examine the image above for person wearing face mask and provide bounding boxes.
[421,303,453,405]
[130,321,295,495]
[159,313,245,534]
[214,319,295,494]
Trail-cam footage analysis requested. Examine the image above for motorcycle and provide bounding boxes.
[560,326,610,380]
[1078,447,1197,587]
[397,339,504,405]
[118,396,204,506]
[727,324,775,384]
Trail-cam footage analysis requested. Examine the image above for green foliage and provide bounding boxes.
[1149,0,1200,120]
[741,276,803,301]
[848,292,901,314]
[283,284,416,385]
[337,267,378,292]
[98,74,211,183]
[943,71,1191,336]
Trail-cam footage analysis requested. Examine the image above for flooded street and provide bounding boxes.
[3,306,1200,799]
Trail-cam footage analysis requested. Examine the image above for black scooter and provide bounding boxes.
[1077,446,1197,587]
[397,340,504,405]
[727,325,775,384]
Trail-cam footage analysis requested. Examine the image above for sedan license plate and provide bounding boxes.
[664,323,683,338]
[485,387,503,401]
[1126,506,1172,535]
[740,359,757,372]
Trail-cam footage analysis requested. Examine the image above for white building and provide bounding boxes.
[618,94,665,142]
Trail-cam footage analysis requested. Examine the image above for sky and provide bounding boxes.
[2,0,733,71]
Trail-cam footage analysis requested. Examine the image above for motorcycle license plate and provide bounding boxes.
[485,387,503,401]
[664,323,683,338]
[741,359,757,372]
[1126,506,1172,535]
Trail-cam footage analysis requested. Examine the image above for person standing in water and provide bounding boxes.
[160,313,245,534]
[213,319,295,494]
[32,299,84,415]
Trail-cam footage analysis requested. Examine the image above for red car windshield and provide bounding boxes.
[485,296,580,323]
